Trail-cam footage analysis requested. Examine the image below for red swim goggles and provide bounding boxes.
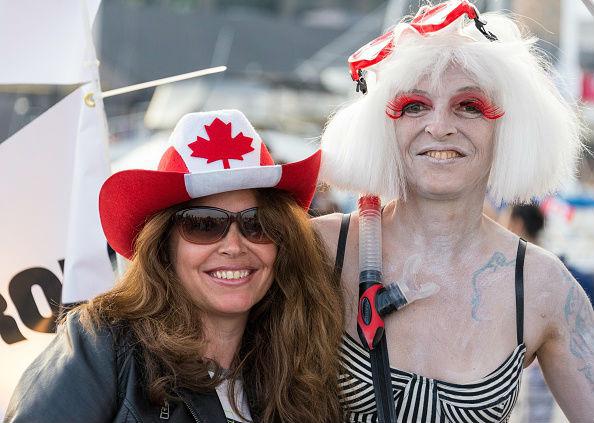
[348,0,498,93]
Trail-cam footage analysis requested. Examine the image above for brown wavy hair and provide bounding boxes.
[78,188,344,423]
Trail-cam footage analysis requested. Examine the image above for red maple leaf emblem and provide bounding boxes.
[188,117,254,169]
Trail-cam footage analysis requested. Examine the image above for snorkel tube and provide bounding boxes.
[356,194,396,423]
[357,193,432,423]
[357,195,385,349]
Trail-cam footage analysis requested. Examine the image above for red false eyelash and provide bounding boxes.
[386,94,430,119]
[453,93,504,120]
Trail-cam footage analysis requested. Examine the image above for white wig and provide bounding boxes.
[321,12,584,204]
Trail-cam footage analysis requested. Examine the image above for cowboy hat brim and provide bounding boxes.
[99,150,321,259]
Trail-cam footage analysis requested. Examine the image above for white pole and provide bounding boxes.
[559,0,581,100]
[100,66,227,99]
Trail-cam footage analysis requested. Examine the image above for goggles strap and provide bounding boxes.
[356,70,368,95]
[474,17,498,41]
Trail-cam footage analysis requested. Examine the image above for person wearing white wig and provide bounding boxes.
[313,1,593,422]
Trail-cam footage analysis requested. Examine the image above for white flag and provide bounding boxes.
[0,0,101,84]
[0,86,109,413]
[61,83,114,304]
[0,0,114,416]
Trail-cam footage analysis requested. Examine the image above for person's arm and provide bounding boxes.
[536,264,594,422]
[4,311,117,423]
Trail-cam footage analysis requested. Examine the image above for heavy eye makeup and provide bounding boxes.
[386,91,504,121]
[386,94,432,119]
[450,92,504,120]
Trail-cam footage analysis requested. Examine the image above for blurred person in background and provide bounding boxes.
[5,110,344,423]
[315,1,594,421]
[508,204,545,245]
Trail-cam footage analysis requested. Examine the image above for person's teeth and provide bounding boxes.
[212,270,250,279]
[425,150,461,159]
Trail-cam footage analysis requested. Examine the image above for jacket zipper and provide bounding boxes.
[180,397,204,423]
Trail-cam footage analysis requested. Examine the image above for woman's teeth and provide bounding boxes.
[211,270,251,280]
[424,150,461,159]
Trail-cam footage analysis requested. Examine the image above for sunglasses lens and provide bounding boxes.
[240,209,271,244]
[176,209,228,244]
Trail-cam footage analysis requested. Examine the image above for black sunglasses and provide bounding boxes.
[173,206,272,245]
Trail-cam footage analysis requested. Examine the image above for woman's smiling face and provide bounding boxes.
[170,189,277,321]
[390,66,502,200]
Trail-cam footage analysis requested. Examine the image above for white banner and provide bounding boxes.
[0,0,114,415]
[0,84,115,416]
[0,0,100,84]
[0,88,76,413]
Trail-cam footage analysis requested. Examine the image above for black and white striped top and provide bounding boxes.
[334,214,528,423]
[339,333,526,423]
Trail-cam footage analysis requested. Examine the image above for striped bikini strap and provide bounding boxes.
[515,238,527,346]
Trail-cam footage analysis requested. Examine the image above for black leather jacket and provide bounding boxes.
[4,312,232,423]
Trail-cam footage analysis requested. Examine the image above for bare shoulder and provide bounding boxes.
[522,242,590,338]
[311,212,347,261]
[523,242,574,298]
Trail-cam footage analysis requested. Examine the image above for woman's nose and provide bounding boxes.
[424,109,457,139]
[218,223,247,256]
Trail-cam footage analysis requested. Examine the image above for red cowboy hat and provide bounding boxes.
[99,109,321,259]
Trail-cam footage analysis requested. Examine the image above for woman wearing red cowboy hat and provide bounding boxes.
[5,110,344,423]
[315,1,592,422]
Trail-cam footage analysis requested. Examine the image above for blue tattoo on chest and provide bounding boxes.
[471,252,515,321]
